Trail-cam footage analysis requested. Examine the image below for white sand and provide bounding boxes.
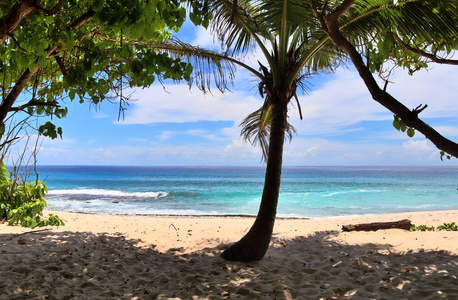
[0,210,457,299]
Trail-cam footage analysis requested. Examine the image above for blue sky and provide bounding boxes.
[34,23,458,166]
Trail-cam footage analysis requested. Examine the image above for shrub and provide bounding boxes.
[411,222,458,232]
[0,163,64,227]
[410,224,435,231]
[437,222,458,231]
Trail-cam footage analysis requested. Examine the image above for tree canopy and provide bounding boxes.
[0,0,211,148]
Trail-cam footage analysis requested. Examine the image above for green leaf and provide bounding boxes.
[69,90,76,101]
[393,119,400,131]
[38,122,60,139]
[407,128,415,138]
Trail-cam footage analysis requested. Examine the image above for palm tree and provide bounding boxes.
[150,0,457,261]
[184,0,339,261]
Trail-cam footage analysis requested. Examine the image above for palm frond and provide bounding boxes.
[209,0,272,55]
[240,105,296,162]
[290,0,457,84]
[338,0,458,51]
[147,37,257,93]
[255,0,315,34]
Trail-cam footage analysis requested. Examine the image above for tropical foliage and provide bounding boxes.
[0,0,208,149]
[411,222,458,231]
[0,162,64,227]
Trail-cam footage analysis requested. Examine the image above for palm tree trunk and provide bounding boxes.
[220,99,287,261]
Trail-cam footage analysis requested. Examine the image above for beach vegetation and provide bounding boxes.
[437,222,458,231]
[410,224,435,232]
[0,162,64,227]
[411,223,458,232]
[150,0,457,261]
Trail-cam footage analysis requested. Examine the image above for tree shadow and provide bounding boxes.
[0,229,456,299]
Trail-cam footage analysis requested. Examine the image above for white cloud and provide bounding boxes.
[186,129,227,141]
[37,144,260,166]
[432,126,458,138]
[289,69,388,135]
[380,64,458,118]
[288,64,457,137]
[158,131,174,141]
[402,139,434,153]
[36,134,458,166]
[281,137,450,166]
[33,51,457,167]
[121,84,262,124]
[121,37,457,141]
[128,137,148,143]
[192,26,218,49]
[91,111,109,119]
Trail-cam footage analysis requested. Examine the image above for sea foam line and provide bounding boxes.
[47,189,168,198]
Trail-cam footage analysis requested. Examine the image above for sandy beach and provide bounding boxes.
[0,210,457,299]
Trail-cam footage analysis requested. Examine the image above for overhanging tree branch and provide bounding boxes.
[327,0,355,23]
[0,65,41,124]
[393,34,458,66]
[10,99,60,113]
[0,9,95,126]
[318,4,458,158]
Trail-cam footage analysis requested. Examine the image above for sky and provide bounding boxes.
[31,22,458,166]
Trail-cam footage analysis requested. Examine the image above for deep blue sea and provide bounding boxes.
[37,166,458,218]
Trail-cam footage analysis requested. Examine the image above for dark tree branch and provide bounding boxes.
[0,65,41,124]
[34,0,64,15]
[383,79,389,92]
[0,136,20,149]
[54,55,68,77]
[322,7,458,158]
[0,0,40,44]
[293,94,303,120]
[69,9,95,29]
[413,104,428,116]
[7,33,27,52]
[394,34,458,66]
[10,99,60,112]
[0,9,95,125]
[326,0,355,23]
[308,0,327,31]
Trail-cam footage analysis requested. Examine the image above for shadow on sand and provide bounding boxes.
[0,229,457,299]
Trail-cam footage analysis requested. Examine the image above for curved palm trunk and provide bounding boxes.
[221,99,287,262]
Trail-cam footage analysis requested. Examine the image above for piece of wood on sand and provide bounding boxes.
[342,219,412,232]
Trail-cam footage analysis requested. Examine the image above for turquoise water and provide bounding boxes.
[38,166,458,218]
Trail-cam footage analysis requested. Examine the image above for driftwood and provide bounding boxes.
[342,219,412,232]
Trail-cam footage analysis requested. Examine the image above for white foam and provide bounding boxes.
[322,189,384,197]
[47,189,168,199]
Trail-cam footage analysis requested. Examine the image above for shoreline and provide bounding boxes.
[1,209,457,299]
[42,208,458,220]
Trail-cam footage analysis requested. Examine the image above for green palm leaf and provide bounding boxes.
[240,105,296,161]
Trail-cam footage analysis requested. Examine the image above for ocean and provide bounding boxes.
[38,166,458,218]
